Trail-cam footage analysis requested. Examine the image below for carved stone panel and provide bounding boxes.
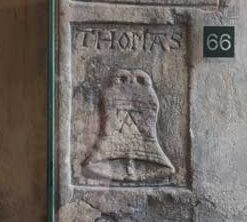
[57,1,247,222]
[71,23,190,187]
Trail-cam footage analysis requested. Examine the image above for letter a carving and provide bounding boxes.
[117,110,142,136]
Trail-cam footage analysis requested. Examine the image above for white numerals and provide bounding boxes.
[207,33,232,51]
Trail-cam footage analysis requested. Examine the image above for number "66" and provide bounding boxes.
[207,33,232,51]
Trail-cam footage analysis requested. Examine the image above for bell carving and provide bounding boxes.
[82,69,175,182]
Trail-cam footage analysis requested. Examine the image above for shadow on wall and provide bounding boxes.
[0,1,47,222]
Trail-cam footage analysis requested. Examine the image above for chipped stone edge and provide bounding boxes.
[70,0,220,10]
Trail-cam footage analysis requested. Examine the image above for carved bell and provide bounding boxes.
[83,69,175,182]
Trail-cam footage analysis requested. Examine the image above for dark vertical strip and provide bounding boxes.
[48,0,55,221]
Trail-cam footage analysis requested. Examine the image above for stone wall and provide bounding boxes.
[57,0,247,221]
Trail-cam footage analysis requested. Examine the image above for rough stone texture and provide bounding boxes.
[75,0,218,8]
[57,0,247,221]
[0,1,47,222]
[190,1,247,221]
[71,23,189,187]
[80,68,176,182]
[59,188,194,222]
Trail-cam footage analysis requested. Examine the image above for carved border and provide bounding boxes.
[73,0,219,8]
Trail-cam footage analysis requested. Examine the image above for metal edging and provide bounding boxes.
[48,0,55,221]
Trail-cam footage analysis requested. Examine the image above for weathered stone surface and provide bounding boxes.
[82,68,176,181]
[71,23,189,187]
[59,188,194,222]
[75,0,218,7]
[57,0,247,221]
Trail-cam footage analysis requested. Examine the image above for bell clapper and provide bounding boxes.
[127,159,135,176]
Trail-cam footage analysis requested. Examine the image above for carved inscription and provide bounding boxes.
[71,24,189,187]
[77,29,182,52]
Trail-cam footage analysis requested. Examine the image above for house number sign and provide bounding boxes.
[204,26,235,58]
